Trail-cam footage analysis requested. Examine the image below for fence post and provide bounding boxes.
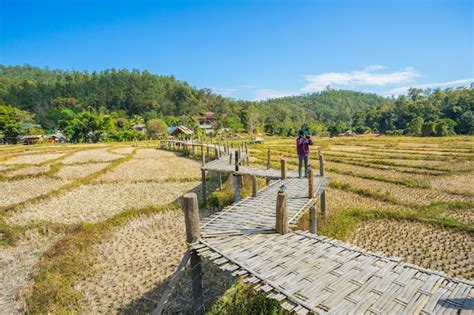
[234,175,241,203]
[318,149,325,176]
[235,151,239,172]
[182,193,204,314]
[318,149,327,218]
[275,191,288,235]
[201,145,205,166]
[201,169,206,205]
[308,168,314,198]
[252,175,258,197]
[280,159,287,180]
[310,206,317,234]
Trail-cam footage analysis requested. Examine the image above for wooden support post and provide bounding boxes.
[308,168,314,198]
[201,146,205,166]
[318,149,327,219]
[267,147,271,169]
[310,206,317,234]
[229,152,233,165]
[206,144,210,160]
[182,193,204,314]
[318,149,325,176]
[321,190,327,219]
[245,143,249,166]
[251,175,258,197]
[201,169,206,205]
[234,175,241,203]
[219,172,223,190]
[280,159,287,180]
[235,151,240,172]
[266,147,271,185]
[275,191,288,235]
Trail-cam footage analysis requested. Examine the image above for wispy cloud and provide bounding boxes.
[252,65,421,100]
[254,89,295,101]
[301,66,419,92]
[211,87,237,96]
[385,79,474,96]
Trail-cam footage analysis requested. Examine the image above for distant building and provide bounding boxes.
[48,131,67,143]
[21,135,43,145]
[170,125,194,137]
[198,112,216,135]
[131,124,147,134]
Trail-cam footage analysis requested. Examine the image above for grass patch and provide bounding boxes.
[207,280,280,315]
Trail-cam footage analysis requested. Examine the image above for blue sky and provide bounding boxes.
[0,0,472,100]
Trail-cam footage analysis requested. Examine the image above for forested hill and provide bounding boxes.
[0,65,473,140]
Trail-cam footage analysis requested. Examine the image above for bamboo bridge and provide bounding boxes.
[155,139,473,314]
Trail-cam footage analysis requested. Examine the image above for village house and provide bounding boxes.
[170,125,194,137]
[197,112,216,135]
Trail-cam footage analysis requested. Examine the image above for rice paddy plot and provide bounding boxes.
[61,148,122,164]
[133,148,179,159]
[54,162,110,180]
[96,157,201,182]
[76,210,187,313]
[109,146,135,155]
[0,177,69,208]
[1,153,64,165]
[8,181,201,225]
[0,230,64,314]
[4,164,51,177]
[347,219,473,279]
[330,173,469,206]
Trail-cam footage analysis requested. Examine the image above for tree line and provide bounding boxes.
[0,65,472,142]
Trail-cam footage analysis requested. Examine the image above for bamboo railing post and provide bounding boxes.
[245,143,249,166]
[206,143,210,160]
[267,147,271,169]
[234,151,241,203]
[318,149,325,176]
[234,175,241,203]
[318,149,327,218]
[308,168,314,198]
[251,175,258,197]
[275,191,288,235]
[229,152,233,165]
[182,193,204,314]
[219,172,223,190]
[201,169,206,205]
[235,151,239,172]
[280,159,287,180]
[201,145,205,166]
[310,206,317,234]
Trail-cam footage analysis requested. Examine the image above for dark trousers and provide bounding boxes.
[298,155,309,178]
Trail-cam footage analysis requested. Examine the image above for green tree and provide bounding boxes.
[435,119,457,136]
[146,118,168,139]
[405,117,424,136]
[421,121,436,137]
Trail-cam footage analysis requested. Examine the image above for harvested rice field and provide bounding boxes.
[0,136,473,314]
[9,181,200,225]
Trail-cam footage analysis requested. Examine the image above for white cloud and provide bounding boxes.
[254,89,295,101]
[364,65,386,71]
[211,87,237,96]
[385,78,474,96]
[301,66,419,92]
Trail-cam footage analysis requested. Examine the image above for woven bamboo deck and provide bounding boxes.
[161,139,473,314]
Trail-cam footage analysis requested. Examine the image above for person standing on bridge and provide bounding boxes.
[296,129,313,178]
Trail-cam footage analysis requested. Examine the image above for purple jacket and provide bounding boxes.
[296,136,313,156]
